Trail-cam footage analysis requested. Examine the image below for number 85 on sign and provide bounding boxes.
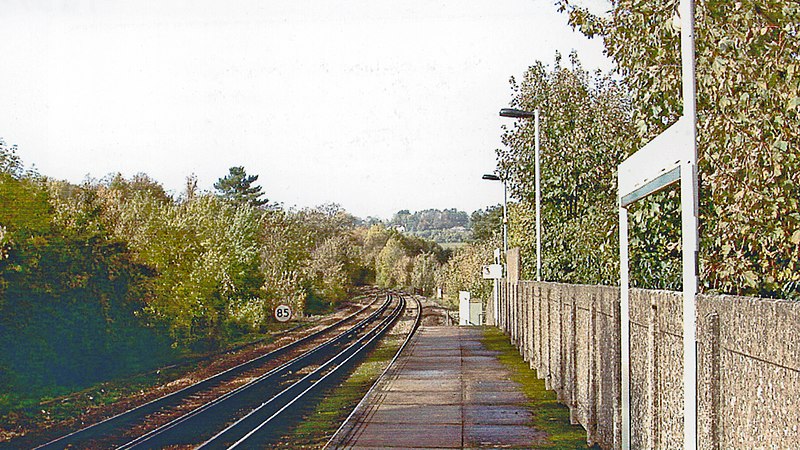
[274,304,292,322]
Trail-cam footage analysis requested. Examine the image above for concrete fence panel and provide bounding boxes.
[698,294,800,449]
[493,278,798,449]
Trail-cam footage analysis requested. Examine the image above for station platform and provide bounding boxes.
[328,326,549,449]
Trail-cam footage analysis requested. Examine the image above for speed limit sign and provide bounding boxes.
[274,304,292,322]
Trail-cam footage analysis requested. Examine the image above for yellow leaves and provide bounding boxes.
[0,225,8,261]
[773,139,789,152]
[791,230,800,245]
[742,270,758,287]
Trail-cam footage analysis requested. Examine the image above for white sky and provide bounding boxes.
[1,0,611,219]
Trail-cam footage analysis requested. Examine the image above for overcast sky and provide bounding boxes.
[2,0,611,219]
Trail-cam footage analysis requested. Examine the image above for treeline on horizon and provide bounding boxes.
[0,145,496,403]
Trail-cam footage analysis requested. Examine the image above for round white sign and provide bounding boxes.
[274,304,292,322]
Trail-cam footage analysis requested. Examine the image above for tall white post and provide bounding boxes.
[494,248,501,326]
[534,109,542,281]
[619,206,631,449]
[680,0,699,447]
[503,182,508,255]
[617,1,698,445]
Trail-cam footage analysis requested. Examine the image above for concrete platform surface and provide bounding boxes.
[328,326,548,449]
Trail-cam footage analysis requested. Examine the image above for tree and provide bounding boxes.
[376,236,407,288]
[470,205,503,243]
[436,239,496,308]
[498,52,635,285]
[0,139,23,178]
[557,0,800,298]
[214,166,269,208]
[411,252,438,295]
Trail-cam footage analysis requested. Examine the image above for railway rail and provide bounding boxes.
[33,294,389,449]
[196,294,410,449]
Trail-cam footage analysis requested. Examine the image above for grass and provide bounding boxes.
[481,327,599,450]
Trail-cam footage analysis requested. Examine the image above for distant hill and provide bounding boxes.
[387,208,471,243]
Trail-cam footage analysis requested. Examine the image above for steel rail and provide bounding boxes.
[116,295,394,449]
[323,294,422,450]
[34,295,382,450]
[199,295,407,449]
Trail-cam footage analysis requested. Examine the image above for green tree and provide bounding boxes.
[259,209,312,316]
[214,166,269,208]
[0,139,23,178]
[436,239,496,307]
[470,205,503,243]
[558,0,800,297]
[376,236,407,288]
[411,252,438,295]
[1,167,172,395]
[498,52,635,285]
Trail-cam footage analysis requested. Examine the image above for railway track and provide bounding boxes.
[33,294,390,449]
[194,294,410,449]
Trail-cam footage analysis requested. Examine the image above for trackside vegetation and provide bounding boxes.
[0,146,453,415]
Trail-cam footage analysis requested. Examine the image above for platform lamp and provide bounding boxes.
[481,173,507,256]
[499,108,541,281]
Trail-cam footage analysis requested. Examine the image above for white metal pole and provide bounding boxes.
[680,0,699,447]
[619,205,631,449]
[503,181,508,255]
[494,248,500,326]
[534,109,542,281]
[680,163,699,449]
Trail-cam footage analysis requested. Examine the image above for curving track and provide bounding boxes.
[195,294,411,449]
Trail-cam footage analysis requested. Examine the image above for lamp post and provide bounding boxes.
[482,173,506,328]
[481,173,507,255]
[499,108,541,281]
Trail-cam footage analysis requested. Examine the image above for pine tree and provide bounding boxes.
[214,166,269,208]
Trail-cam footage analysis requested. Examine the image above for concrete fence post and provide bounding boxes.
[588,291,598,445]
[506,281,511,334]
[699,311,721,450]
[516,282,522,349]
[498,282,502,331]
[503,281,509,334]
[527,283,534,364]
[506,281,511,335]
[514,282,520,346]
[501,281,505,332]
[525,283,531,360]
[534,282,544,378]
[512,283,519,349]
[613,288,622,449]
[545,285,552,390]
[569,285,579,424]
[534,284,541,373]
[527,283,532,361]
[510,281,515,342]
[648,294,660,449]
[510,281,514,337]
[558,286,566,397]
[521,283,528,360]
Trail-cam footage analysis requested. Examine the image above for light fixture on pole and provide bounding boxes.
[499,107,541,281]
[482,173,506,328]
[481,173,507,256]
